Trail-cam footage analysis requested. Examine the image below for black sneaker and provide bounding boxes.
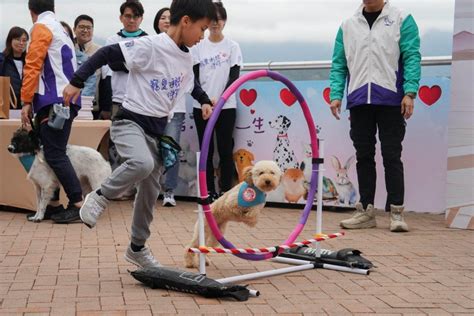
[26,204,65,221]
[51,205,81,224]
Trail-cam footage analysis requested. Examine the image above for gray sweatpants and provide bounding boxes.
[101,119,162,246]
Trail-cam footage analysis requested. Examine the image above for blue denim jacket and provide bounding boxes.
[76,49,97,97]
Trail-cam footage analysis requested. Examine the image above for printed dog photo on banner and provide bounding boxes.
[232,79,450,212]
[170,77,450,213]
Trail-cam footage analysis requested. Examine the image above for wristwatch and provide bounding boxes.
[406,92,416,99]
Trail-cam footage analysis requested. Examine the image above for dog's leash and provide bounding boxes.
[29,117,38,133]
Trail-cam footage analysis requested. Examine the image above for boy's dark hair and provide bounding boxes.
[74,14,94,28]
[120,0,144,17]
[3,26,29,58]
[153,7,170,34]
[28,0,54,14]
[170,0,216,25]
[214,1,227,21]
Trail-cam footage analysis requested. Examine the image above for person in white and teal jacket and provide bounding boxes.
[329,0,421,233]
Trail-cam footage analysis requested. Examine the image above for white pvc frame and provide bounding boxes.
[193,140,367,296]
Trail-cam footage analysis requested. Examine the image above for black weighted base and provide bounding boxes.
[278,246,373,270]
[130,266,250,301]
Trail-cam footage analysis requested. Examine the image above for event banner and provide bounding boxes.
[445,0,474,228]
[172,78,450,214]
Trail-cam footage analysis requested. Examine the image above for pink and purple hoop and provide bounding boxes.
[198,70,320,261]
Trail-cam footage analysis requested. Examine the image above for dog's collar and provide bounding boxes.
[277,134,288,138]
[238,183,266,207]
[18,154,36,172]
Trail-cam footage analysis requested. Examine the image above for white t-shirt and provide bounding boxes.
[13,59,23,79]
[106,33,141,104]
[119,33,194,118]
[191,37,242,109]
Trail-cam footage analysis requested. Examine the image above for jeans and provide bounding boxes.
[37,104,82,205]
[193,107,236,193]
[163,113,185,192]
[349,105,406,211]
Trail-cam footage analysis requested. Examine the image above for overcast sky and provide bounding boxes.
[454,0,474,33]
[0,0,456,61]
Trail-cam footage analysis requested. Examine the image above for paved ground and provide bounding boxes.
[0,200,473,315]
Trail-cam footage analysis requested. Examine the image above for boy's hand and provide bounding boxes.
[63,84,81,106]
[330,99,342,120]
[201,103,213,120]
[401,95,414,119]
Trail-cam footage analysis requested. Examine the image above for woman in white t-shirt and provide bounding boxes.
[192,1,243,201]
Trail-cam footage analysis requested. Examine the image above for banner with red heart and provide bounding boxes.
[239,89,257,106]
[280,88,297,106]
[418,85,442,106]
[323,87,331,105]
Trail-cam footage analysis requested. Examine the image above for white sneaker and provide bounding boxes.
[124,245,161,268]
[162,191,176,207]
[340,203,377,229]
[79,190,109,229]
[390,204,409,232]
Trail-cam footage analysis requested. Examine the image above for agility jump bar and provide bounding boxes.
[188,232,344,255]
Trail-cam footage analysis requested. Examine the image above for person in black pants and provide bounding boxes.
[191,1,242,201]
[21,0,83,222]
[328,0,421,232]
[193,107,236,200]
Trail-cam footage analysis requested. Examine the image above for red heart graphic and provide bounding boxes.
[250,109,255,114]
[323,87,331,105]
[280,88,297,106]
[239,89,257,106]
[418,85,442,106]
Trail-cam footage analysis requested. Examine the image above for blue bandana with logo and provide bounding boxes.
[19,155,36,172]
[237,182,266,207]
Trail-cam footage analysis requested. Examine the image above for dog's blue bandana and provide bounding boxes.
[238,183,266,207]
[19,154,36,172]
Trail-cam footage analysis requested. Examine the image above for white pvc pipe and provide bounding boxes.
[320,263,370,275]
[315,139,325,258]
[272,256,312,265]
[196,152,206,275]
[217,263,316,284]
[272,256,369,275]
[249,289,260,297]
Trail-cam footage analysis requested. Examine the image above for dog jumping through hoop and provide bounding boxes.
[184,160,282,268]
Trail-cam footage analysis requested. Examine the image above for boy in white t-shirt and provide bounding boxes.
[62,0,215,269]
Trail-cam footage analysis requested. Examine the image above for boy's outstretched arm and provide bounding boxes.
[63,44,125,106]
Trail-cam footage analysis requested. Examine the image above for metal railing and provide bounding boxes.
[242,56,452,71]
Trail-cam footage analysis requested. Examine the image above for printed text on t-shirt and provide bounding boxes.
[149,74,184,101]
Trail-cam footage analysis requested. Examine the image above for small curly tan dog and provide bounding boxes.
[184,160,282,268]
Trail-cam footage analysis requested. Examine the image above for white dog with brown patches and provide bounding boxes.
[184,160,282,268]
